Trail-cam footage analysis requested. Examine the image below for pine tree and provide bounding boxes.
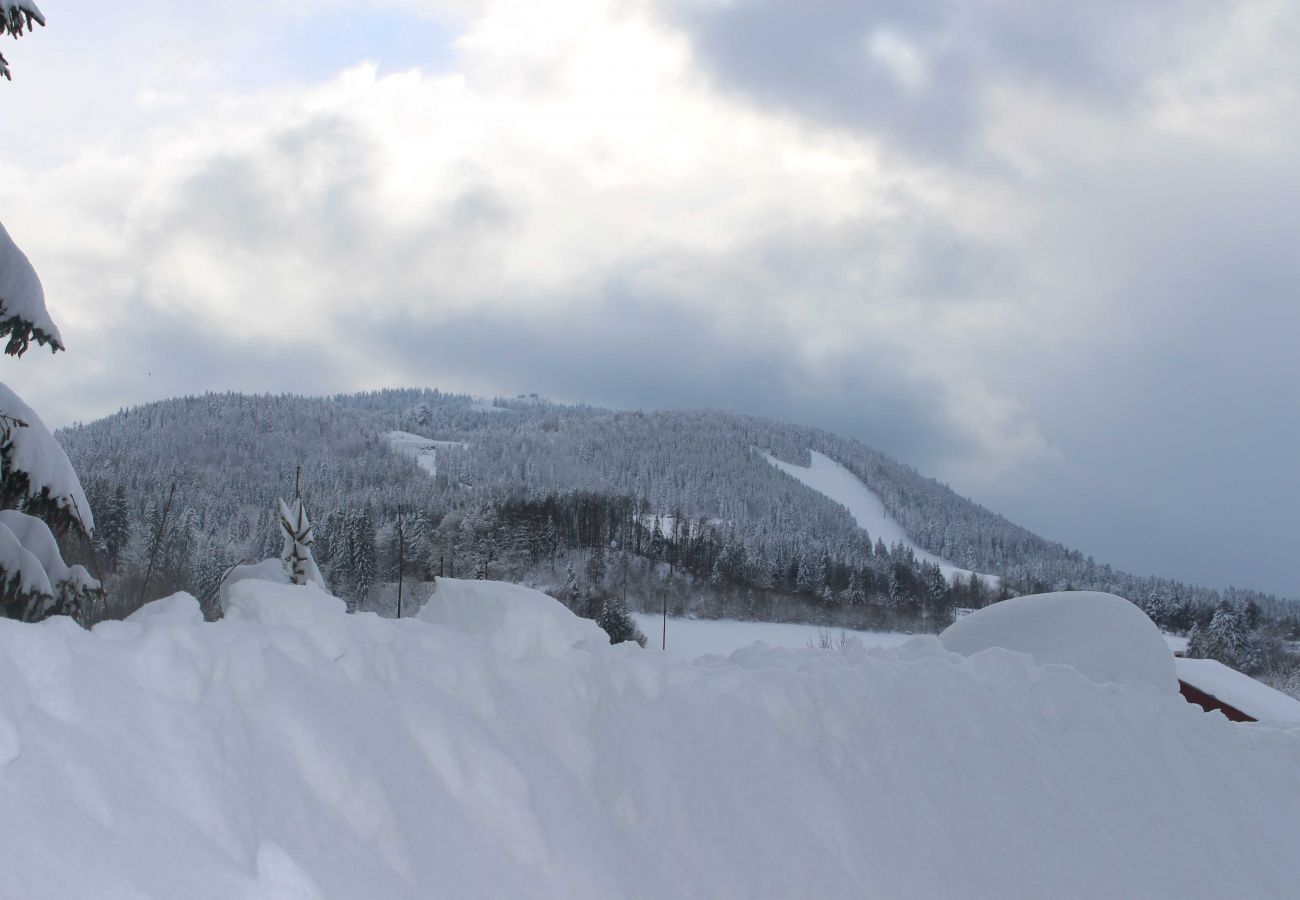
[1205,601,1258,672]
[564,561,579,611]
[0,31,101,620]
[596,590,646,646]
[350,507,376,607]
[584,543,607,587]
[98,483,131,568]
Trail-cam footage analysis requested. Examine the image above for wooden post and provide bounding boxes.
[396,506,404,618]
[660,587,670,650]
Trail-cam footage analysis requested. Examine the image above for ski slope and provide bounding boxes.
[386,431,467,477]
[1,580,1298,899]
[765,450,996,586]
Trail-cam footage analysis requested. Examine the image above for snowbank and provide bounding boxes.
[940,591,1178,692]
[0,580,1298,899]
[418,577,608,659]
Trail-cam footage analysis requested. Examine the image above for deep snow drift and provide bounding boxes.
[940,590,1179,691]
[1,580,1298,899]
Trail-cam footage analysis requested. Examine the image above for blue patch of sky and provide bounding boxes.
[286,7,457,77]
[227,7,459,88]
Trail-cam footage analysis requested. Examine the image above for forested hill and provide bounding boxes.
[57,389,1297,636]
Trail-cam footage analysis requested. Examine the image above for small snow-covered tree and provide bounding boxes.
[596,591,646,647]
[279,496,324,588]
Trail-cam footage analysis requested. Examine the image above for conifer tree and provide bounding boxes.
[0,16,102,621]
[564,560,579,610]
[350,507,376,606]
[596,590,646,647]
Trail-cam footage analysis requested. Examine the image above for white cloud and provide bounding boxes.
[867,29,927,91]
[0,0,1054,487]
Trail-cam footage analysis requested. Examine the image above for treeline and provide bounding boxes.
[60,389,1300,666]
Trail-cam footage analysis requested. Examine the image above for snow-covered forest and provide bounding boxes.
[4,5,1300,896]
[47,388,1300,690]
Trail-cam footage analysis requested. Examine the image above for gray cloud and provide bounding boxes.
[662,0,1222,155]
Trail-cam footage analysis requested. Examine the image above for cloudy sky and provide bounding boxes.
[2,0,1297,596]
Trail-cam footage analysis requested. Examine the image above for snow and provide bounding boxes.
[631,613,914,657]
[0,382,94,533]
[632,611,1192,661]
[0,519,51,596]
[764,450,995,587]
[0,220,61,351]
[0,579,1298,898]
[386,430,467,477]
[940,591,1179,692]
[418,577,609,660]
[0,509,97,592]
[1176,657,1300,727]
[470,397,508,413]
[219,557,290,610]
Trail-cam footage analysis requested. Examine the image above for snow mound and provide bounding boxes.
[0,579,1298,899]
[417,577,608,659]
[941,591,1178,692]
[218,557,290,611]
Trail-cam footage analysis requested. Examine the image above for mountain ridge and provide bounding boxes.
[56,388,1298,633]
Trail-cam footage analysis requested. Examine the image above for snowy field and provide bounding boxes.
[1,579,1297,899]
[764,450,997,586]
[635,612,1190,660]
[632,613,915,657]
[386,430,468,477]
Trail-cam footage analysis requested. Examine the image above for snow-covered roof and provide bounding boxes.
[0,220,62,353]
[1175,658,1300,727]
[940,591,1179,692]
